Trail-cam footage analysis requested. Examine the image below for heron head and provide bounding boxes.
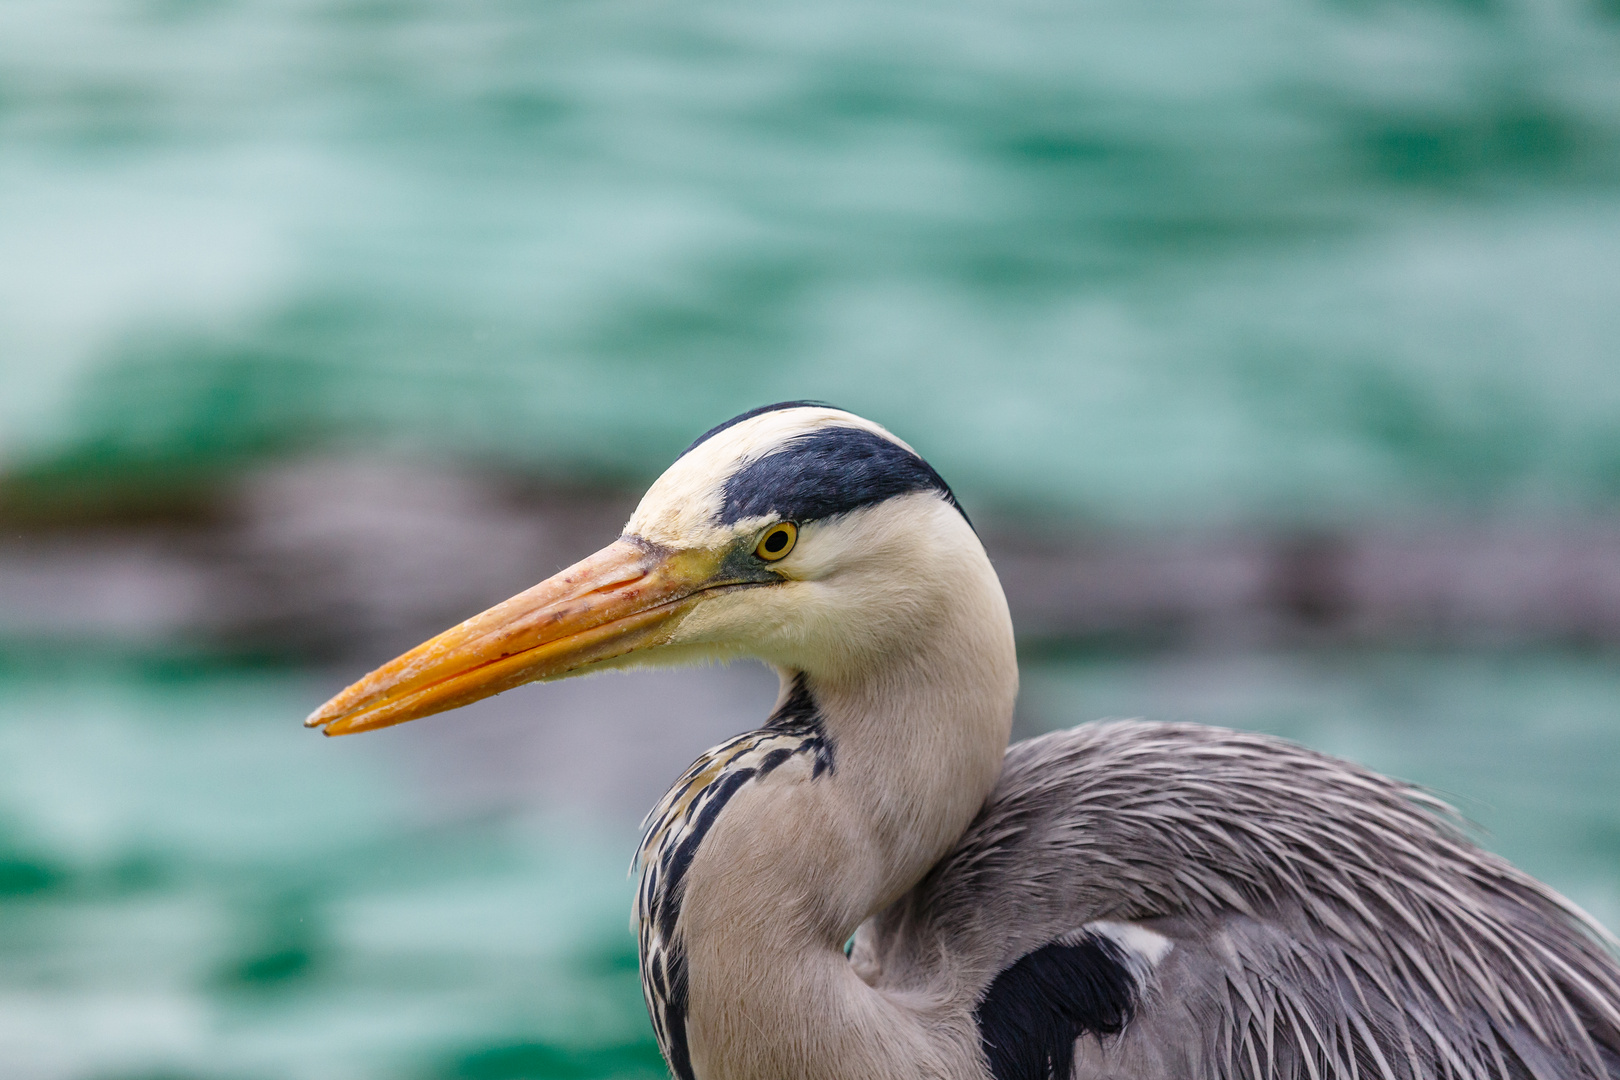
[306,403,990,736]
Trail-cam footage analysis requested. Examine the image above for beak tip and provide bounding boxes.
[299,539,697,741]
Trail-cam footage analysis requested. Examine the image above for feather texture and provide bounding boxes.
[634,675,836,1079]
[864,721,1620,1080]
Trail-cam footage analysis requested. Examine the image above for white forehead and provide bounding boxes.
[625,407,914,546]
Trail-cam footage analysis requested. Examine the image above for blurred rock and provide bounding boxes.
[990,521,1620,647]
[0,537,217,641]
[5,457,1620,652]
[0,457,634,659]
[219,458,633,658]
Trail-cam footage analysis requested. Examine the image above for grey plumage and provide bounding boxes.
[860,720,1620,1080]
[307,404,1620,1080]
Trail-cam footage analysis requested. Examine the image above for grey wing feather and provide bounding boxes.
[863,721,1620,1080]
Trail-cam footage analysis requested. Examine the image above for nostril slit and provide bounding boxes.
[584,573,647,598]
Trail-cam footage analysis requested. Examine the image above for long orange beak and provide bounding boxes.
[305,538,726,736]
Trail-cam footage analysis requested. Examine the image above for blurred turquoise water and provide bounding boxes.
[3,0,1620,521]
[3,2,1620,1077]
[0,657,663,1080]
[1,649,1616,1080]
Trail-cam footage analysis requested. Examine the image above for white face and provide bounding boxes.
[618,406,979,677]
[305,403,983,735]
[653,492,979,676]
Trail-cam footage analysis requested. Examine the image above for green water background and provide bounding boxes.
[3,650,1618,1080]
[3,0,1620,1077]
[5,0,1620,520]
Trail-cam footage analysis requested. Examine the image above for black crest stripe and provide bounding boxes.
[718,426,969,527]
[975,933,1139,1080]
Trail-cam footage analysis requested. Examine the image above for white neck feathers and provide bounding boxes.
[636,503,1017,1080]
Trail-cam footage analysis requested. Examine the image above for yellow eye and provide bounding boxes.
[755,522,797,562]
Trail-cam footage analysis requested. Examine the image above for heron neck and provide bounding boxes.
[675,558,1018,1080]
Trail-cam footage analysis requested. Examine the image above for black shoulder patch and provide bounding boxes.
[718,426,968,527]
[679,401,830,458]
[975,933,1139,1080]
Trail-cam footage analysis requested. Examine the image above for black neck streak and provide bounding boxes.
[636,674,837,1080]
[764,672,835,777]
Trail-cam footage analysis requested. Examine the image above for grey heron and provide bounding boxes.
[306,403,1620,1080]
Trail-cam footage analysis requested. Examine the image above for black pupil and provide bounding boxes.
[764,530,788,553]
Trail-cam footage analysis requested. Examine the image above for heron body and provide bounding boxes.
[307,403,1620,1080]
